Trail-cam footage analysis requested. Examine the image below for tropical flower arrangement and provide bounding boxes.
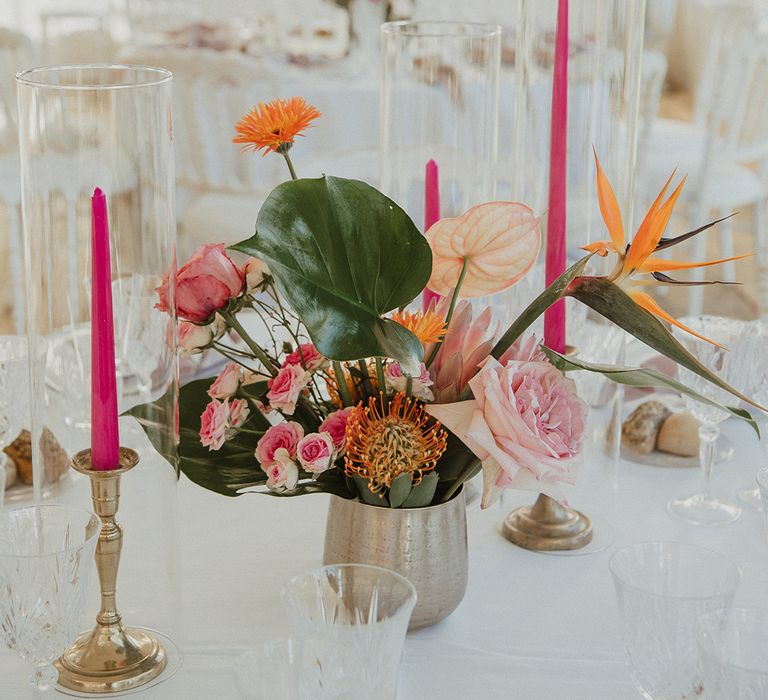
[139,96,760,510]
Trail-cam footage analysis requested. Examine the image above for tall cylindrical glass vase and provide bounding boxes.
[16,65,181,680]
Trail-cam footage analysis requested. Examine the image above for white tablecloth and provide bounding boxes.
[1,412,767,699]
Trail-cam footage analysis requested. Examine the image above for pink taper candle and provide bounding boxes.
[423,159,441,310]
[90,188,120,470]
[544,0,568,354]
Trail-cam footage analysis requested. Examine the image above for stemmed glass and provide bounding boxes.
[668,316,747,526]
[0,504,99,695]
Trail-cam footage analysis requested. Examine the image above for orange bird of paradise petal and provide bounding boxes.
[233,97,321,156]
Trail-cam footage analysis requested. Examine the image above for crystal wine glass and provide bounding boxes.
[610,541,742,700]
[668,316,747,526]
[282,564,417,700]
[0,504,99,694]
[0,336,30,503]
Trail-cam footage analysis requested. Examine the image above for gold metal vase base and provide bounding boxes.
[502,493,593,551]
[55,448,167,694]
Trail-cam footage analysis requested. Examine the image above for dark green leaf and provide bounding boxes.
[566,276,766,412]
[232,176,431,374]
[402,472,439,508]
[125,385,179,476]
[388,471,413,508]
[543,347,759,436]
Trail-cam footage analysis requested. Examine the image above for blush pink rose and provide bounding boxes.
[384,362,434,401]
[179,321,213,357]
[297,432,335,474]
[283,343,327,372]
[157,243,244,323]
[255,422,305,468]
[264,447,300,492]
[200,399,230,451]
[267,364,311,414]
[228,398,250,429]
[319,407,354,453]
[498,334,546,365]
[208,362,241,399]
[427,358,587,508]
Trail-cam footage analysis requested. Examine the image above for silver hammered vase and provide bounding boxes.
[322,489,468,630]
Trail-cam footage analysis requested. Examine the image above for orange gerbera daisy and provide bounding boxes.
[582,151,750,346]
[233,97,321,156]
[391,307,448,345]
[345,393,447,495]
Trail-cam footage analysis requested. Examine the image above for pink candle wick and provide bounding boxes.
[90,187,120,470]
[544,0,568,353]
[423,159,441,310]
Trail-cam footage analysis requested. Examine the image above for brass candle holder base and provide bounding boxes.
[502,493,593,551]
[55,448,167,694]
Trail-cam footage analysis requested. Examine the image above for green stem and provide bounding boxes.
[332,361,354,406]
[357,359,371,395]
[405,375,413,397]
[220,311,278,377]
[425,257,468,368]
[375,357,386,396]
[282,150,298,180]
[441,458,481,503]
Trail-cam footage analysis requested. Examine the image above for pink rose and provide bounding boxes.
[157,243,244,323]
[427,358,587,508]
[200,399,230,451]
[267,364,311,414]
[179,321,213,357]
[283,343,327,372]
[255,422,305,468]
[384,362,434,401]
[208,362,242,399]
[264,447,300,492]
[228,398,250,429]
[319,407,354,453]
[297,432,335,474]
[244,257,269,292]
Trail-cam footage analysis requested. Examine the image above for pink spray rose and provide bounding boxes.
[200,399,230,451]
[244,257,269,292]
[255,422,305,468]
[157,243,244,323]
[384,362,434,401]
[267,364,311,414]
[208,362,242,399]
[427,358,587,508]
[283,343,327,372]
[297,432,335,474]
[179,321,213,357]
[264,447,300,492]
[228,398,250,429]
[319,407,354,453]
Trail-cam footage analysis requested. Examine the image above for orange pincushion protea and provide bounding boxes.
[391,307,448,345]
[233,97,321,156]
[345,393,448,495]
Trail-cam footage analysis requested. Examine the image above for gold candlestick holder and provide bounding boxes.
[501,493,592,551]
[55,447,167,693]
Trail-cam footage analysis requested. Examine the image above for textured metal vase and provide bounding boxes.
[322,490,468,630]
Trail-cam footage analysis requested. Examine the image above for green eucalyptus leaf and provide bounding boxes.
[543,347,759,436]
[401,472,439,508]
[352,475,389,506]
[232,176,431,374]
[388,471,413,508]
[566,277,765,413]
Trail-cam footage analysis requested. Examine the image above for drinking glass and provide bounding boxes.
[237,639,299,700]
[758,467,768,539]
[0,336,29,504]
[696,607,768,699]
[0,504,99,694]
[668,316,746,526]
[282,564,417,700]
[610,541,742,700]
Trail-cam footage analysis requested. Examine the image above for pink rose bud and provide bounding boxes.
[267,364,311,415]
[297,432,335,474]
[156,243,244,323]
[227,398,250,429]
[244,257,269,292]
[283,343,327,372]
[318,407,354,454]
[265,447,300,492]
[179,321,214,357]
[199,399,230,451]
[255,422,305,468]
[208,362,242,399]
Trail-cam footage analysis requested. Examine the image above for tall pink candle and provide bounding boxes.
[91,187,120,470]
[544,0,568,354]
[423,159,441,310]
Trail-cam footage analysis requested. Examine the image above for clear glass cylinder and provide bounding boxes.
[380,21,501,228]
[16,65,180,646]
